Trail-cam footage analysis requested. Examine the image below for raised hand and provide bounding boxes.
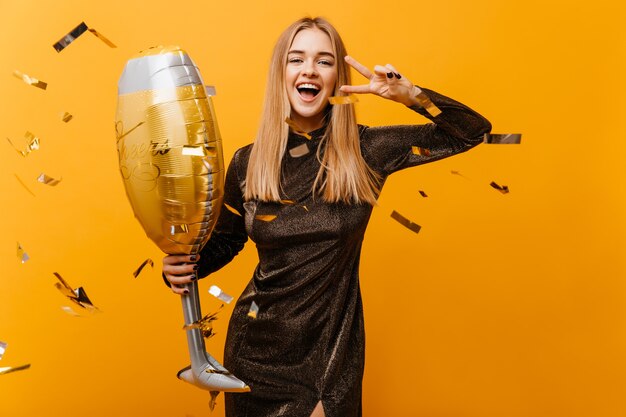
[339,55,421,107]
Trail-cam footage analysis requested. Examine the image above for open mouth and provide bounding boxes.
[296,83,321,100]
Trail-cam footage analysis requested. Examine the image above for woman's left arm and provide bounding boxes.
[340,56,491,175]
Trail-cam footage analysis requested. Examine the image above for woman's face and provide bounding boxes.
[285,28,338,132]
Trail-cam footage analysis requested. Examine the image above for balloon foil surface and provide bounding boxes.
[116,46,224,255]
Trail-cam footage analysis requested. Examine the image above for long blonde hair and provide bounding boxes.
[244,17,381,205]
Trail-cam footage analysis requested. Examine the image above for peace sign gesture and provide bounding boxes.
[339,56,421,107]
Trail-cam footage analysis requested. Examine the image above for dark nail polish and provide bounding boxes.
[190,275,197,281]
[394,72,401,79]
[193,264,199,270]
[183,289,189,294]
[386,72,393,79]
[190,255,197,261]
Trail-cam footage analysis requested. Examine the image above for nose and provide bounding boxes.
[302,61,317,77]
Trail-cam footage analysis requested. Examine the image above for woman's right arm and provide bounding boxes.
[162,148,249,294]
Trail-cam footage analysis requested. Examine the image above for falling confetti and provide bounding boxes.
[285,118,311,140]
[328,95,359,105]
[414,90,441,117]
[483,133,522,144]
[390,210,422,234]
[208,285,233,304]
[16,242,30,263]
[60,112,73,123]
[490,181,510,194]
[133,258,154,278]
[411,146,431,156]
[7,131,40,157]
[247,301,259,319]
[224,203,242,217]
[53,21,116,52]
[0,341,6,360]
[205,85,217,96]
[209,391,220,411]
[289,143,309,158]
[14,174,36,197]
[183,307,223,339]
[13,70,47,90]
[60,306,82,317]
[53,272,98,312]
[37,173,62,186]
[418,190,428,198]
[0,364,30,376]
[255,214,277,222]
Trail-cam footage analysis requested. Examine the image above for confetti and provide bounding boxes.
[0,341,6,360]
[328,95,359,105]
[279,199,296,205]
[53,22,116,52]
[224,203,242,217]
[171,224,189,234]
[209,391,220,411]
[411,146,431,156]
[183,307,222,339]
[390,210,422,234]
[205,85,217,96]
[182,145,205,156]
[208,285,233,304]
[133,258,154,278]
[285,118,311,140]
[0,364,30,376]
[418,190,428,198]
[255,214,277,222]
[13,70,47,90]
[37,173,62,186]
[415,91,441,117]
[16,242,29,263]
[490,181,510,194]
[247,301,259,319]
[60,112,73,123]
[53,272,98,311]
[289,143,309,158]
[14,174,36,197]
[60,306,82,317]
[7,131,40,157]
[483,133,522,144]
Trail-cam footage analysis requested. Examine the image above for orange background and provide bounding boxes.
[1,0,625,416]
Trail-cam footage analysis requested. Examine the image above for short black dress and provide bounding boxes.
[196,88,491,417]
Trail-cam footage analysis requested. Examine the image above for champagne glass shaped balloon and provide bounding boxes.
[116,46,249,392]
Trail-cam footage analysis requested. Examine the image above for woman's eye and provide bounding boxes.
[318,60,333,66]
[288,57,303,64]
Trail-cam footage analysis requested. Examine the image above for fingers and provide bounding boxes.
[344,55,372,80]
[163,254,199,265]
[162,254,200,294]
[339,84,371,94]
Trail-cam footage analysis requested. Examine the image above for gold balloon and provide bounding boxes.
[116,46,224,255]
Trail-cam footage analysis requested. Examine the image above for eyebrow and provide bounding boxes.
[287,49,335,58]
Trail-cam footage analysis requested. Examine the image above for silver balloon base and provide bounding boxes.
[178,281,250,392]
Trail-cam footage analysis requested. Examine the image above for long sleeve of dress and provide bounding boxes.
[360,87,492,176]
[196,147,249,279]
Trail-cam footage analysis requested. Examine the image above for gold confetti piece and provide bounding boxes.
[411,146,431,156]
[14,174,36,197]
[7,131,40,157]
[483,133,522,144]
[279,199,296,205]
[88,28,117,48]
[285,118,311,140]
[16,242,30,263]
[13,70,47,90]
[390,210,422,234]
[53,272,98,311]
[490,181,510,194]
[60,306,82,317]
[0,364,30,375]
[133,258,154,278]
[209,391,220,412]
[182,145,205,156]
[419,190,428,198]
[208,285,234,304]
[224,203,242,217]
[183,307,223,339]
[301,205,309,212]
[328,95,359,105]
[60,112,73,123]
[205,85,217,96]
[289,143,309,158]
[415,91,441,117]
[53,22,88,52]
[170,224,189,234]
[247,301,259,319]
[0,341,6,360]
[450,170,469,180]
[37,173,62,186]
[255,214,277,222]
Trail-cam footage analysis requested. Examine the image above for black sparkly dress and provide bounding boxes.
[196,89,491,417]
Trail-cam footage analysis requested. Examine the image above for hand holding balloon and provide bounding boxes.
[163,254,199,295]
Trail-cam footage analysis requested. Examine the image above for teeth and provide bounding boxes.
[297,83,320,90]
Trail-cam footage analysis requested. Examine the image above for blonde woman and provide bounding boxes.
[163,16,491,417]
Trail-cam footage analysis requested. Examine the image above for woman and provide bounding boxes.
[163,16,491,417]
